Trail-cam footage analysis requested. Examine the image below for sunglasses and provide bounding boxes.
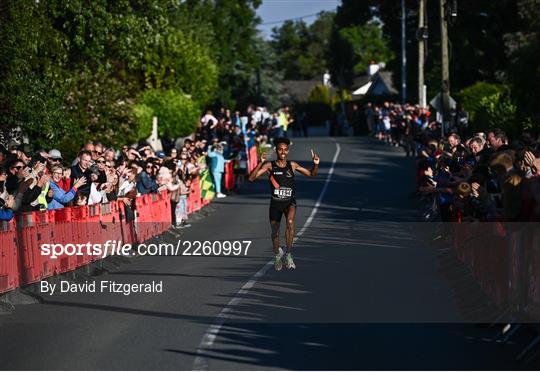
[50,158,61,162]
[97,160,106,164]
[11,166,23,170]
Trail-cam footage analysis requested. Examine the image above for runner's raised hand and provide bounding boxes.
[311,149,320,165]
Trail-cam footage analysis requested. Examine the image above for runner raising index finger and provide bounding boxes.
[249,137,319,271]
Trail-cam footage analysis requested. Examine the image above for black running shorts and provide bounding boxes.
[269,198,296,222]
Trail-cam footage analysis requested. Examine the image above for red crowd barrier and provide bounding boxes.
[525,227,540,319]
[224,161,235,191]
[87,204,102,261]
[452,222,540,319]
[0,220,19,293]
[453,222,511,308]
[16,211,56,284]
[248,146,258,173]
[154,190,172,235]
[135,194,153,242]
[0,151,256,295]
[53,207,78,274]
[187,177,202,213]
[71,205,93,266]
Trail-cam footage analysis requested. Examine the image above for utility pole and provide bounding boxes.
[440,0,450,138]
[418,0,426,107]
[401,0,407,103]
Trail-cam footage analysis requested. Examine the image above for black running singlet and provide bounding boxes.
[269,161,295,202]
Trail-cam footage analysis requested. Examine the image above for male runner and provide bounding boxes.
[249,137,320,270]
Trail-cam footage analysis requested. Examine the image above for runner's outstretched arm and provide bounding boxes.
[292,149,320,177]
[249,151,272,182]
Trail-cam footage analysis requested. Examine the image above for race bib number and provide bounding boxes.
[274,187,292,199]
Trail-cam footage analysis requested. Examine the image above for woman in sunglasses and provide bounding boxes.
[5,160,25,195]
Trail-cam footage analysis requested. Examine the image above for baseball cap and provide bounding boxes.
[48,149,63,160]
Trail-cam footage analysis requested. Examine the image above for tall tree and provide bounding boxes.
[504,0,540,119]
[0,0,220,157]
[270,11,334,81]
[182,0,263,108]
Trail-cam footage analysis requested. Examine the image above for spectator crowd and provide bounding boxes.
[6,98,537,229]
[0,104,298,228]
[359,101,540,223]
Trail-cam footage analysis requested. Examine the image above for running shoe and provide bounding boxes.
[284,252,296,269]
[216,193,227,198]
[274,250,284,271]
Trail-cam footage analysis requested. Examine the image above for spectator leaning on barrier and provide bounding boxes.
[5,158,24,195]
[105,171,120,202]
[118,164,138,223]
[87,165,104,205]
[137,161,159,195]
[490,151,523,221]
[71,150,92,197]
[48,166,87,210]
[0,166,15,221]
[15,166,49,212]
[0,195,14,221]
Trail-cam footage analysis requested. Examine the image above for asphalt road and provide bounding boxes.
[0,136,535,370]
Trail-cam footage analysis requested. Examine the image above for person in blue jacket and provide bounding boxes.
[207,144,227,198]
[137,161,159,195]
[48,166,87,210]
[0,174,14,220]
[0,206,13,221]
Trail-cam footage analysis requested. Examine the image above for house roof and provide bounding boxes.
[351,71,398,97]
[281,79,336,103]
[281,71,397,103]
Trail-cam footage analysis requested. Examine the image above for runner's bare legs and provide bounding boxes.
[285,205,296,253]
[270,220,281,254]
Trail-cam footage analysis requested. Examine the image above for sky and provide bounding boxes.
[256,0,341,39]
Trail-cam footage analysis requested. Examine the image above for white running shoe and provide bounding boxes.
[284,252,296,269]
[216,193,227,198]
[274,248,284,271]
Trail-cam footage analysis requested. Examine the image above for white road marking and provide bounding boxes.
[193,142,341,370]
